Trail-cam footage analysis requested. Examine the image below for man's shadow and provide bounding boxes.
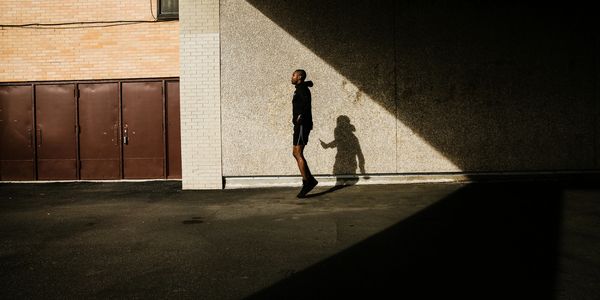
[307,115,366,198]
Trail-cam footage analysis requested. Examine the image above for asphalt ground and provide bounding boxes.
[1,179,599,299]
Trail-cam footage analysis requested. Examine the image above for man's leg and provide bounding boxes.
[293,145,308,180]
[293,145,318,198]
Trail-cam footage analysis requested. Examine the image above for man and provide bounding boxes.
[291,69,318,198]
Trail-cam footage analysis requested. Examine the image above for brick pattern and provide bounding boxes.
[179,0,222,189]
[0,0,178,82]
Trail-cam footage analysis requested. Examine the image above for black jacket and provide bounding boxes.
[292,81,313,129]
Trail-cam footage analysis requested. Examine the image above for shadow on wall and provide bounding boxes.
[246,181,565,299]
[320,115,366,185]
[308,115,367,197]
[246,0,598,172]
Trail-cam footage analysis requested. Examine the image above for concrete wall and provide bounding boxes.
[221,0,396,177]
[0,0,178,82]
[220,1,598,178]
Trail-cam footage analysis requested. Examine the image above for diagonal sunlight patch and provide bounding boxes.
[245,181,564,299]
[200,184,459,222]
[215,183,464,297]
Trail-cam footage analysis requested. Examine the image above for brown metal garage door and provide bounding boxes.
[0,85,35,180]
[122,82,165,179]
[166,81,181,179]
[35,84,78,180]
[0,78,180,181]
[78,83,121,179]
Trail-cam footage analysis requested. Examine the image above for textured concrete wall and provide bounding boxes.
[221,0,398,177]
[0,0,178,82]
[221,1,598,177]
[179,0,222,189]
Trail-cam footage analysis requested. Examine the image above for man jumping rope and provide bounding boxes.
[291,69,318,198]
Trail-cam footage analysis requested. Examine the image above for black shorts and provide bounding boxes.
[293,124,311,146]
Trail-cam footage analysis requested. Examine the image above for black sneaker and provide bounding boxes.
[297,177,318,198]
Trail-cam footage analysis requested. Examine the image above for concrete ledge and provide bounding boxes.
[224,170,600,189]
[224,174,462,189]
[2,171,598,188]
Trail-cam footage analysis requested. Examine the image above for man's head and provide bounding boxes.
[291,69,307,85]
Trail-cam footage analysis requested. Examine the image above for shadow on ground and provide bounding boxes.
[247,181,568,299]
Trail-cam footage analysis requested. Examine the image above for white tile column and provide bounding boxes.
[179,0,222,189]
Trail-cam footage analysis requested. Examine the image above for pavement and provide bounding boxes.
[1,178,599,299]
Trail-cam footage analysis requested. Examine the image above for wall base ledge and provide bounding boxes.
[224,170,600,189]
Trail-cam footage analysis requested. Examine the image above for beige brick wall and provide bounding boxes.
[0,0,178,82]
[179,0,222,189]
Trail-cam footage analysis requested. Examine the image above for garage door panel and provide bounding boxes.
[0,85,35,180]
[79,159,120,179]
[37,159,77,180]
[78,83,120,179]
[166,81,181,179]
[122,82,164,179]
[35,84,77,180]
[1,161,34,181]
[122,158,164,179]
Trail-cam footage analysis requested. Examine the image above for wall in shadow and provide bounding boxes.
[394,2,597,171]
[246,0,598,173]
[246,181,564,299]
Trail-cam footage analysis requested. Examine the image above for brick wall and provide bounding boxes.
[0,0,178,82]
[179,0,222,189]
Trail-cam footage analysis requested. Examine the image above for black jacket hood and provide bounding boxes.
[297,80,313,88]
